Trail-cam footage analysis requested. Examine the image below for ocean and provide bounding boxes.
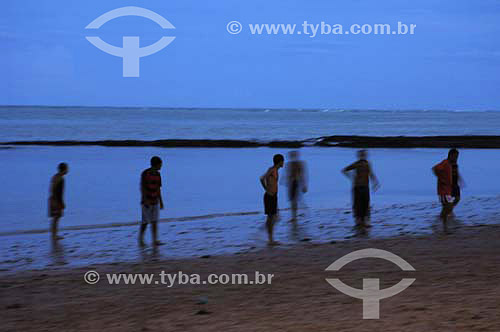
[1,106,500,141]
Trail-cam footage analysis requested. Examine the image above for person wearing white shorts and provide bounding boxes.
[139,156,164,246]
[142,203,159,225]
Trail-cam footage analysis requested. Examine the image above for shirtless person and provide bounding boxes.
[342,150,380,227]
[48,162,68,240]
[285,150,308,220]
[260,154,284,245]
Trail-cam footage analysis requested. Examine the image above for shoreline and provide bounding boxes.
[1,224,499,331]
[1,195,499,274]
[3,135,500,148]
[0,210,264,237]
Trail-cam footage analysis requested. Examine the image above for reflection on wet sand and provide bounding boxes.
[140,245,161,263]
[50,239,67,266]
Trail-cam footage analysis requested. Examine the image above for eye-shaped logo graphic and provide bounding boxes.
[85,6,175,77]
[325,248,415,319]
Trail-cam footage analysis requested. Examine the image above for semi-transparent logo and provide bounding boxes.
[325,248,415,319]
[85,6,175,77]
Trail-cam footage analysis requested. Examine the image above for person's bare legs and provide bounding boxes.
[450,196,460,216]
[139,223,147,246]
[364,215,372,228]
[266,216,273,243]
[440,202,453,232]
[151,222,164,246]
[291,199,298,221]
[266,215,279,245]
[51,217,63,240]
[152,222,157,243]
[440,204,452,222]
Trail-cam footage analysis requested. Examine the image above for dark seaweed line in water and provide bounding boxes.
[2,135,500,148]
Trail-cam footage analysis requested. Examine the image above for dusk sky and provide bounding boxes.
[2,0,500,110]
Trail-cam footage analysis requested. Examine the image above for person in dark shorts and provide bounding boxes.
[48,162,68,240]
[139,156,164,246]
[433,148,461,227]
[260,154,284,245]
[342,150,380,228]
[285,150,308,221]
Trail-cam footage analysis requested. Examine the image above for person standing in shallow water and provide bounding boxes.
[285,150,308,221]
[450,149,464,211]
[49,162,68,240]
[139,156,164,246]
[260,154,284,245]
[342,150,380,228]
[432,148,462,227]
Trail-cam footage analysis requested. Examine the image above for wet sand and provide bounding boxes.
[1,223,499,331]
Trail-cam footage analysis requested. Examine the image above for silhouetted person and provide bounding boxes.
[260,154,284,245]
[342,150,380,227]
[450,150,464,210]
[49,162,68,240]
[285,150,308,220]
[433,148,461,227]
[139,156,164,246]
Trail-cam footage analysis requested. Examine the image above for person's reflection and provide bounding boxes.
[430,214,463,235]
[50,238,67,266]
[352,224,370,238]
[289,218,312,242]
[139,244,160,262]
[290,219,300,240]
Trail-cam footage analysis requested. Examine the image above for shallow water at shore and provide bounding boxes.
[1,195,498,273]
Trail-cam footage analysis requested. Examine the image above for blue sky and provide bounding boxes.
[2,0,500,109]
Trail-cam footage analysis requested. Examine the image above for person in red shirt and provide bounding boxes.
[139,156,164,246]
[432,149,460,227]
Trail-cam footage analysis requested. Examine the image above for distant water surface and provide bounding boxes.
[1,106,500,141]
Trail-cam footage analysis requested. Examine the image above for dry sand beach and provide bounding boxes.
[1,223,499,332]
